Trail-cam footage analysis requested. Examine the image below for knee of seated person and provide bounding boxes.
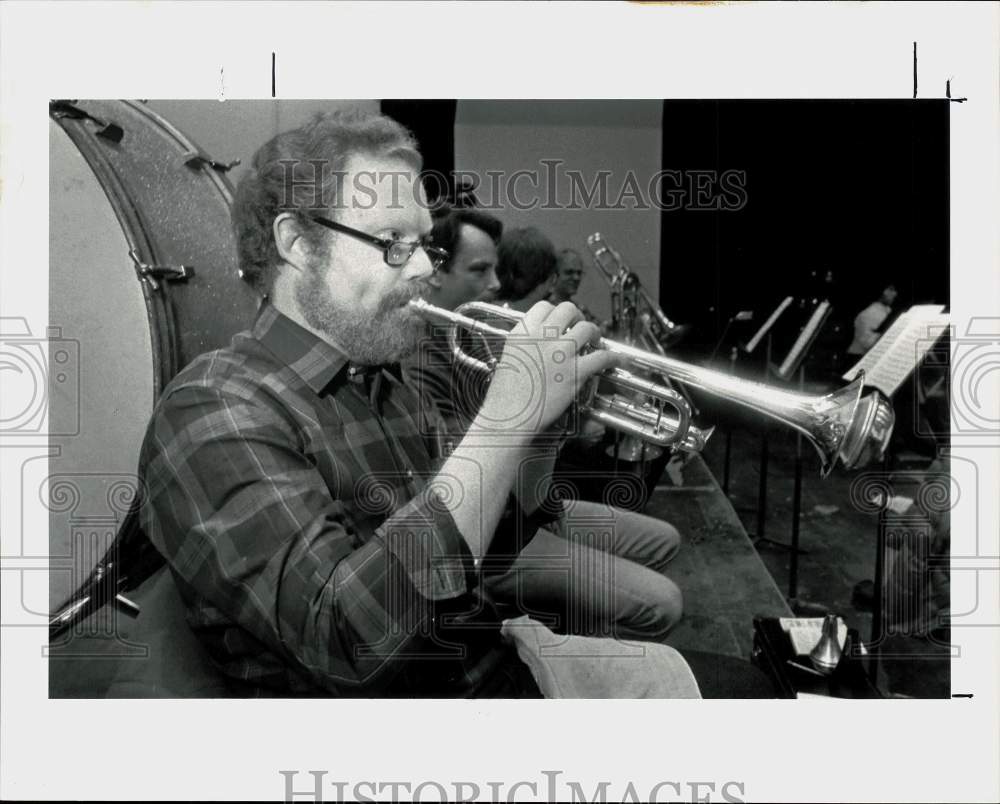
[654,577,684,633]
[661,522,682,556]
[622,577,683,641]
[643,521,682,571]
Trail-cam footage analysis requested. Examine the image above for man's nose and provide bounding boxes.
[406,247,436,281]
[486,269,501,292]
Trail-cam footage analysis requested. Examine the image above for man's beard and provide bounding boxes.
[296,264,425,365]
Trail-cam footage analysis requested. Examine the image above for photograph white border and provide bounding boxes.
[2,2,998,801]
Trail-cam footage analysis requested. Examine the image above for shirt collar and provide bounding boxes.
[253,302,403,394]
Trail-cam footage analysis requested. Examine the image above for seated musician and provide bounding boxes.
[846,281,898,358]
[137,110,780,698]
[493,226,560,313]
[406,215,684,644]
[548,247,600,325]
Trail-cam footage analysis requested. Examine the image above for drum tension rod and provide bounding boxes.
[129,249,195,291]
[184,151,242,174]
[49,100,124,143]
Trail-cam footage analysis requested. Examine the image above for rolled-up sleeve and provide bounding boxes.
[140,384,475,693]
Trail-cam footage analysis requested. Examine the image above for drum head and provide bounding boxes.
[47,118,155,611]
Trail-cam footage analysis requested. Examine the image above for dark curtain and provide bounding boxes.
[659,100,950,357]
[380,99,458,204]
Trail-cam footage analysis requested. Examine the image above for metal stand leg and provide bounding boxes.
[857,450,894,687]
[755,430,769,540]
[753,367,810,557]
[789,436,803,598]
[788,366,809,598]
[751,333,772,544]
[721,346,739,497]
[722,428,733,495]
[869,486,888,686]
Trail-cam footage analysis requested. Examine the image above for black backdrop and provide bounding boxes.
[659,100,950,358]
[381,99,457,203]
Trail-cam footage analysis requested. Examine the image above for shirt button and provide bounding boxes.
[405,469,414,480]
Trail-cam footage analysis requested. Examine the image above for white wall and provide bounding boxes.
[455,100,662,321]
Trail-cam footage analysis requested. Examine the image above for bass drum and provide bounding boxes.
[47,100,258,696]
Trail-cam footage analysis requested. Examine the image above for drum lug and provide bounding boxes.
[183,151,242,174]
[129,249,194,291]
[50,100,124,143]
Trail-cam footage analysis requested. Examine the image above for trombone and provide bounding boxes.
[586,231,698,461]
[409,298,895,477]
[587,232,688,351]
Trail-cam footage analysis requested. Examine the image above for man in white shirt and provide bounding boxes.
[847,283,898,356]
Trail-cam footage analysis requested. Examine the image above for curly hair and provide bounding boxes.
[496,227,557,301]
[231,108,421,296]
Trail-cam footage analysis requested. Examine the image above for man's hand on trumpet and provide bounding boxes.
[473,301,618,445]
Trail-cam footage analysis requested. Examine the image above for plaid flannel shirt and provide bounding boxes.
[139,302,540,696]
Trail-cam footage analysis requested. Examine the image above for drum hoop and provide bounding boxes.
[120,99,237,208]
[51,108,177,396]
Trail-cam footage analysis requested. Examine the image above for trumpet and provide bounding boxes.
[409,299,895,476]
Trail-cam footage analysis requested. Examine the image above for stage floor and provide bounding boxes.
[649,455,792,659]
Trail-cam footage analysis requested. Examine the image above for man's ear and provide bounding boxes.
[273,213,314,274]
[426,269,443,289]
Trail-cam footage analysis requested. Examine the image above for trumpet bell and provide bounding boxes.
[837,388,895,471]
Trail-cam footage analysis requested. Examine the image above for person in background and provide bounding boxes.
[549,247,599,324]
[422,204,502,311]
[405,203,503,431]
[847,282,898,358]
[495,227,560,312]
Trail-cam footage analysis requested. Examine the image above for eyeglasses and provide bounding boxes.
[309,215,449,270]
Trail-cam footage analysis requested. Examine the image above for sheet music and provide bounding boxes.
[843,305,949,396]
[778,300,831,379]
[745,295,794,354]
